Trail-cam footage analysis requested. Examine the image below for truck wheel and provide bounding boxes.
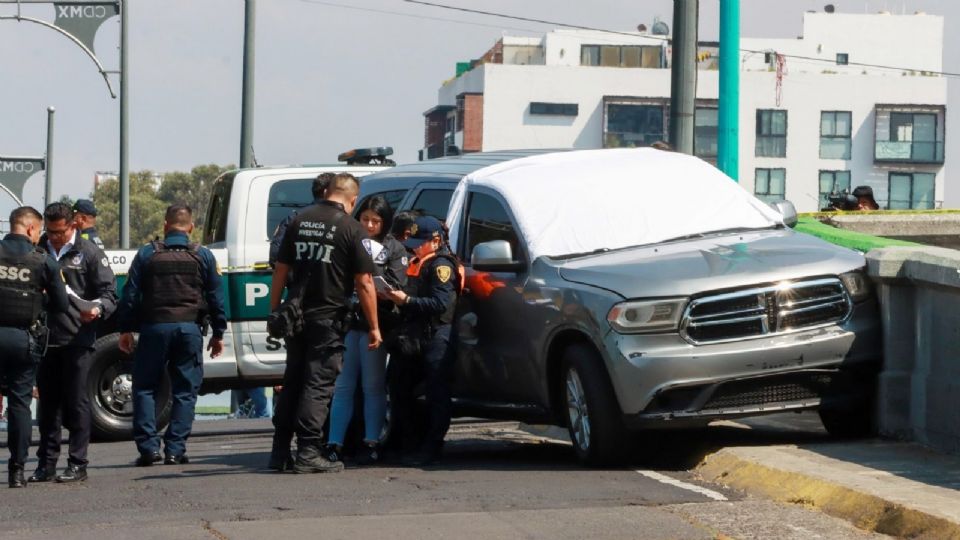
[819,372,878,439]
[89,333,172,441]
[562,344,628,466]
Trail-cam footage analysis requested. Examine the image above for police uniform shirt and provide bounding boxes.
[41,231,118,348]
[0,233,70,319]
[277,200,375,320]
[117,231,228,338]
[401,251,458,324]
[80,226,105,250]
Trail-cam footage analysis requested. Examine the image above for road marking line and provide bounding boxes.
[635,470,728,501]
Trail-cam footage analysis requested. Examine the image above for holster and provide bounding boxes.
[267,298,304,339]
[29,315,49,358]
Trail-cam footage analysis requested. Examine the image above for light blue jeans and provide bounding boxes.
[328,329,387,445]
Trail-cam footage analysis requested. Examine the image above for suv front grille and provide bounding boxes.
[680,278,851,344]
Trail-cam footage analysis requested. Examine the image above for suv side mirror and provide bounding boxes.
[472,240,524,272]
[771,200,798,228]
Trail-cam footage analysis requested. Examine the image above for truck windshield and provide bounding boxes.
[203,173,235,246]
[267,178,315,236]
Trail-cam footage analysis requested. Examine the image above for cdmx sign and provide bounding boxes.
[0,160,43,174]
[0,157,46,205]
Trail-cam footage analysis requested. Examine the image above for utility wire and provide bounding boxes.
[297,0,543,34]
[404,0,960,78]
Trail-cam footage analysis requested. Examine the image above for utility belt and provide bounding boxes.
[384,316,449,358]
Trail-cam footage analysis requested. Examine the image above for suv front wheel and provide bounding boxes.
[562,344,628,466]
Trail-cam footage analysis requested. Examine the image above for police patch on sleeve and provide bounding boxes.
[436,265,452,283]
[101,256,109,267]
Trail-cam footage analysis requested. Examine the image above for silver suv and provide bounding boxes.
[360,149,881,464]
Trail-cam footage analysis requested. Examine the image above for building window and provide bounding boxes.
[456,96,465,131]
[836,53,849,65]
[893,112,937,161]
[875,107,944,164]
[756,109,787,157]
[820,111,852,159]
[604,101,665,148]
[581,45,662,68]
[818,170,852,210]
[754,168,786,204]
[694,107,718,158]
[888,172,935,210]
[530,102,579,116]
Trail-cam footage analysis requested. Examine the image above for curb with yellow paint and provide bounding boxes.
[697,450,960,539]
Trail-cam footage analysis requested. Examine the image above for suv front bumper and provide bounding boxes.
[603,298,881,425]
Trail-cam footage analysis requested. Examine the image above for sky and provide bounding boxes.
[1,0,957,211]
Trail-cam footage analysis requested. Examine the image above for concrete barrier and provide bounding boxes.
[867,246,960,454]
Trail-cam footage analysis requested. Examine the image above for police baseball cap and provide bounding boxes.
[73,199,98,216]
[402,216,443,249]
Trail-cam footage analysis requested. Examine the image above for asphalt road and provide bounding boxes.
[0,413,887,539]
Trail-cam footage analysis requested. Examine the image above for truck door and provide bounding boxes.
[233,174,318,375]
[452,189,540,404]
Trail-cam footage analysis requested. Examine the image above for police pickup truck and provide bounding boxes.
[89,149,394,440]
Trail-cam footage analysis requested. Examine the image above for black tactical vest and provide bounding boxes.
[141,241,204,324]
[0,244,47,327]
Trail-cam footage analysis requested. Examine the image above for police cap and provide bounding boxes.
[402,216,443,250]
[73,199,98,217]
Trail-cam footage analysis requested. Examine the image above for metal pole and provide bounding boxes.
[45,106,55,207]
[119,0,129,247]
[240,0,256,168]
[668,0,698,155]
[718,0,740,181]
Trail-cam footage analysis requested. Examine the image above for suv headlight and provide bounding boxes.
[839,270,871,303]
[607,298,687,333]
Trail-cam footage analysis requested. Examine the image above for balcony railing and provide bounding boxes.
[875,141,944,164]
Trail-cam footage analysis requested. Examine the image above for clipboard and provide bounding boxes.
[373,275,395,293]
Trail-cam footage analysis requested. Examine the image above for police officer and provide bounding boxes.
[117,204,227,466]
[73,199,105,250]
[0,206,69,488]
[384,215,462,466]
[268,172,381,474]
[268,172,334,267]
[30,202,117,484]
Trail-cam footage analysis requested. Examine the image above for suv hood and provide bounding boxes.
[556,230,864,299]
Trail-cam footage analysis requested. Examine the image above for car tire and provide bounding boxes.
[818,401,876,439]
[562,344,628,466]
[89,333,172,441]
[818,371,878,439]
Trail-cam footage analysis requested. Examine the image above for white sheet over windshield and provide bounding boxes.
[447,148,785,261]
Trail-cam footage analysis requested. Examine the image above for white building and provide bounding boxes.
[421,10,946,213]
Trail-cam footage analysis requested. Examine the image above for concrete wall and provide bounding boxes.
[867,247,960,454]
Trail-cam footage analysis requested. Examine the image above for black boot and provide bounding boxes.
[8,466,26,488]
[56,464,88,483]
[293,441,343,474]
[267,431,294,472]
[28,466,54,483]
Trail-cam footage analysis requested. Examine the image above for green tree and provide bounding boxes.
[157,163,232,240]
[57,194,75,208]
[93,171,166,249]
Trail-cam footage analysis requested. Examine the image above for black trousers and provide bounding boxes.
[273,319,344,446]
[0,328,38,470]
[390,324,454,452]
[36,345,94,468]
